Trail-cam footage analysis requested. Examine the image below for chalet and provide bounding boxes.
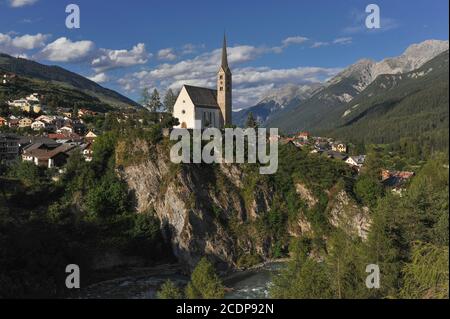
[332,142,347,153]
[85,131,98,143]
[58,126,74,135]
[297,132,310,141]
[22,142,78,168]
[31,120,46,131]
[8,99,30,108]
[78,109,97,117]
[381,169,415,194]
[18,118,32,128]
[81,143,93,162]
[346,155,366,168]
[35,115,56,124]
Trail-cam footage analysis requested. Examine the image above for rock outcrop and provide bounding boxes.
[120,140,372,270]
[120,142,274,270]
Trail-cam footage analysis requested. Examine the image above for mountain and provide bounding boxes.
[324,50,449,151]
[0,53,139,110]
[233,84,321,126]
[266,40,449,133]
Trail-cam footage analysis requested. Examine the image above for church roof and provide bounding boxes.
[184,85,219,108]
[221,34,230,71]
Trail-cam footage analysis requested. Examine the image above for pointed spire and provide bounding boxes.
[221,33,229,70]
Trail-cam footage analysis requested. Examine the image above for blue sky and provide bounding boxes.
[0,0,448,108]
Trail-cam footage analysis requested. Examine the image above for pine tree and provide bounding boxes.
[140,87,151,109]
[185,257,225,299]
[163,89,177,114]
[148,89,162,113]
[245,112,258,129]
[157,280,183,299]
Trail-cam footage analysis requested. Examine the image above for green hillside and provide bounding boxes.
[0,53,140,110]
[325,51,449,154]
[266,68,363,133]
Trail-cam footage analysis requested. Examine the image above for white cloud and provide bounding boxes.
[9,0,38,7]
[11,33,48,50]
[181,43,205,55]
[282,36,309,47]
[333,37,352,45]
[0,32,48,56]
[311,42,329,48]
[37,37,95,62]
[157,48,177,61]
[117,44,340,108]
[342,9,399,34]
[92,43,150,72]
[88,72,109,84]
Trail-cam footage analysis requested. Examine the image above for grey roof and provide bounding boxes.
[184,85,219,108]
[324,151,348,161]
[349,155,366,165]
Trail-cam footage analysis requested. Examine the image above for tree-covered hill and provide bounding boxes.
[0,53,140,110]
[324,51,449,156]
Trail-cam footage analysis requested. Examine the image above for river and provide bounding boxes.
[78,262,286,299]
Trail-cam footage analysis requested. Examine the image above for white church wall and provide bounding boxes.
[173,87,196,129]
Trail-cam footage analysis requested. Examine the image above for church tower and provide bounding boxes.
[217,34,232,127]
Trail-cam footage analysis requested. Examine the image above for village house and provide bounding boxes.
[35,115,56,124]
[81,143,93,162]
[8,98,30,109]
[85,131,98,143]
[18,118,32,128]
[57,126,74,135]
[173,36,232,129]
[78,109,97,117]
[346,155,367,168]
[297,131,310,141]
[31,120,46,131]
[381,169,415,195]
[332,142,348,153]
[22,142,78,168]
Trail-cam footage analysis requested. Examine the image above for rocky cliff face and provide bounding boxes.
[119,140,371,270]
[119,141,275,270]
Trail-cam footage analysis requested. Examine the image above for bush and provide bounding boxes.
[185,257,225,299]
[157,280,183,299]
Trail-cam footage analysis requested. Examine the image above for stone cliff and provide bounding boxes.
[119,139,371,270]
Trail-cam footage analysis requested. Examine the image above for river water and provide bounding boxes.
[79,262,286,299]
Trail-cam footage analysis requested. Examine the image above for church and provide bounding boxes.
[172,36,232,129]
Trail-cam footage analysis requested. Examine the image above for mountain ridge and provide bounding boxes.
[266,39,449,133]
[0,53,140,110]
